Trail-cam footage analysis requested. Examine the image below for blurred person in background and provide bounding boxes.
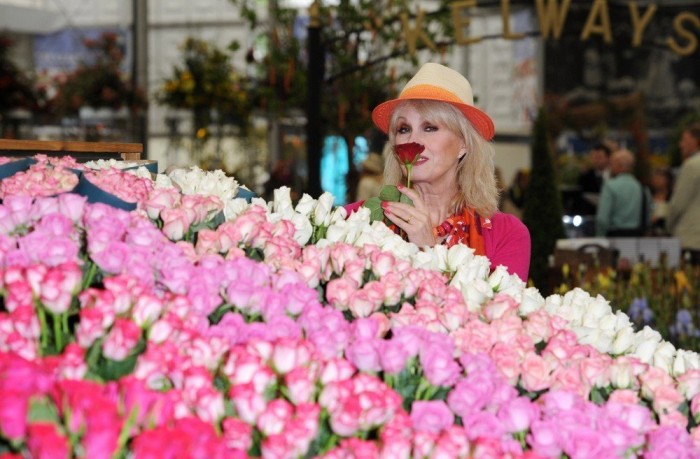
[577,142,611,216]
[356,152,385,201]
[501,168,530,220]
[596,149,651,237]
[669,123,700,264]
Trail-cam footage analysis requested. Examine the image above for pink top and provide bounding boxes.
[344,201,530,281]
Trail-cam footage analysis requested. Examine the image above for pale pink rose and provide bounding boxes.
[579,353,612,388]
[284,367,316,405]
[490,342,522,385]
[348,289,379,318]
[325,277,358,311]
[256,398,293,436]
[482,294,519,321]
[497,396,540,433]
[523,309,555,343]
[652,384,684,415]
[640,366,675,400]
[144,187,181,220]
[551,364,590,399]
[230,382,268,425]
[491,315,525,345]
[160,207,192,241]
[102,318,142,361]
[691,426,700,450]
[420,346,460,387]
[222,417,253,452]
[320,358,356,385]
[451,320,495,354]
[520,351,553,392]
[677,369,700,399]
[608,389,640,405]
[659,410,688,429]
[346,337,381,373]
[411,400,454,434]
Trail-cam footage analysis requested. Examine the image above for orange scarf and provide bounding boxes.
[441,208,489,256]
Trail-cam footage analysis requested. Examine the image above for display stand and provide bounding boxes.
[0,139,142,162]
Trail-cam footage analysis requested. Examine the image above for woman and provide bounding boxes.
[361,62,530,280]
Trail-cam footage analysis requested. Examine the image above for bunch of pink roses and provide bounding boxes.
[82,168,154,204]
[0,162,78,199]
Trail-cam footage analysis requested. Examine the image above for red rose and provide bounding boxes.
[395,142,424,165]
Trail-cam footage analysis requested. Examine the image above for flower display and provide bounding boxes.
[0,158,78,199]
[2,155,700,457]
[82,168,154,204]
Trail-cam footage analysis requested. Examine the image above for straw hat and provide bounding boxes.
[371,62,495,141]
[361,152,384,174]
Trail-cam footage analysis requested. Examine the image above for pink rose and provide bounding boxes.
[410,400,453,434]
[520,351,553,392]
[27,422,70,459]
[497,396,540,433]
[102,318,142,361]
[325,277,358,311]
[222,417,253,452]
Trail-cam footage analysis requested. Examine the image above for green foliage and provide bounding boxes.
[51,32,145,116]
[522,109,565,293]
[155,37,251,135]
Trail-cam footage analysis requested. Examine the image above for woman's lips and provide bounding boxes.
[414,156,428,166]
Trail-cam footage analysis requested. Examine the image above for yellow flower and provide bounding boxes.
[675,271,692,293]
[196,128,208,139]
[596,272,611,289]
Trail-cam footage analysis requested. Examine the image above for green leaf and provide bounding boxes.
[362,197,385,222]
[399,193,414,206]
[379,185,400,202]
[28,397,60,424]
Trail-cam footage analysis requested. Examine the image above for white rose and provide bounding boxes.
[574,326,612,353]
[347,206,371,224]
[488,265,511,292]
[412,250,439,270]
[325,221,349,243]
[519,287,545,316]
[290,213,313,245]
[611,326,635,355]
[458,278,493,312]
[250,197,269,209]
[581,296,612,327]
[543,293,562,312]
[632,326,662,363]
[446,244,475,272]
[224,198,250,220]
[313,193,335,226]
[154,173,173,189]
[428,244,448,272]
[273,187,293,214]
[610,360,634,389]
[684,351,700,371]
[652,341,676,374]
[594,313,618,332]
[126,166,152,179]
[329,207,347,225]
[295,194,316,216]
[673,349,689,378]
[613,310,632,333]
[498,276,527,301]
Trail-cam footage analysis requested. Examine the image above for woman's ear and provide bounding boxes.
[458,147,467,159]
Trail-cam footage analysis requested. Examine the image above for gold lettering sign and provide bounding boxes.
[581,0,613,44]
[534,0,571,40]
[401,9,439,55]
[667,11,700,56]
[501,0,525,40]
[398,1,698,57]
[629,2,657,47]
[451,0,481,45]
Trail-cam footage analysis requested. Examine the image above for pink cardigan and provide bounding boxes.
[344,202,531,281]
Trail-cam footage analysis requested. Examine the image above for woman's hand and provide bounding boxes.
[382,185,437,248]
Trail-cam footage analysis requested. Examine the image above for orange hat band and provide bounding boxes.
[399,85,465,105]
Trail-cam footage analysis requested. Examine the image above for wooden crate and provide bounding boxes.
[0,139,142,162]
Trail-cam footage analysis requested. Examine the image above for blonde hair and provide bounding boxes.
[382,100,499,217]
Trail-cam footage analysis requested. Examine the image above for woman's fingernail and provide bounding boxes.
[397,184,404,189]
[381,201,388,209]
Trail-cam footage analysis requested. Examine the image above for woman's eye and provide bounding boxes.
[424,124,438,132]
[397,125,410,134]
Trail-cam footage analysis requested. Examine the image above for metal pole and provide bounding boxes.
[306,0,324,197]
[132,0,148,155]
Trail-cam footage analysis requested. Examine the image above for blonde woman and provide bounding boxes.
[348,63,530,280]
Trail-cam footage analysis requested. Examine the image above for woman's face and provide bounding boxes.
[393,105,463,188]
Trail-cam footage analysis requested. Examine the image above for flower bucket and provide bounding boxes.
[0,157,31,180]
[236,187,257,203]
[74,173,138,211]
